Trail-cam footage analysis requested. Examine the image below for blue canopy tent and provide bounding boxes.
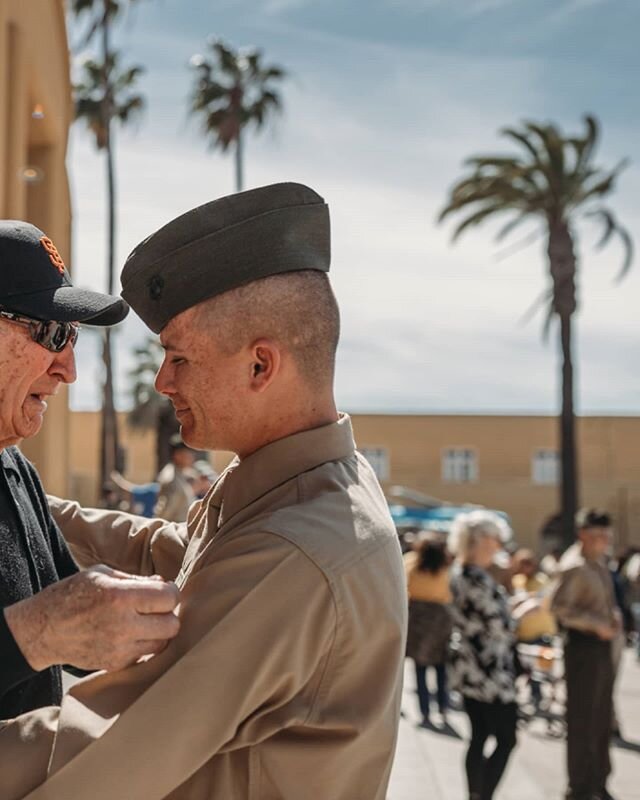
[388,504,482,532]
[386,486,510,533]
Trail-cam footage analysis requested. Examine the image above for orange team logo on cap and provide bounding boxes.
[39,236,66,274]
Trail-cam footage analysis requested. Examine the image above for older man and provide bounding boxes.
[0,183,407,800]
[0,221,180,720]
[552,509,619,800]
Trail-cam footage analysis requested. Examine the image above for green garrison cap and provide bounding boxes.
[121,182,330,333]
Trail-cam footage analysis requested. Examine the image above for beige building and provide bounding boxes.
[352,414,640,551]
[69,410,640,551]
[0,0,73,495]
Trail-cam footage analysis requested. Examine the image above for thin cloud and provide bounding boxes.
[263,0,314,13]
[546,0,612,25]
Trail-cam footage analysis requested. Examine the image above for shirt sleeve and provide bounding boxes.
[0,607,35,697]
[0,533,337,800]
[47,496,190,581]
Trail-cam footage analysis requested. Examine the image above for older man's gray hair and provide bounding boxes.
[448,509,513,561]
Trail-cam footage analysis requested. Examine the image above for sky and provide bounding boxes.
[65,0,640,415]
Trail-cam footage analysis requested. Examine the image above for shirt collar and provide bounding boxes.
[217,413,355,526]
[0,447,20,477]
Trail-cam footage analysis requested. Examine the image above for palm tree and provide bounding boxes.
[128,336,179,474]
[71,0,145,496]
[188,38,287,192]
[438,115,633,549]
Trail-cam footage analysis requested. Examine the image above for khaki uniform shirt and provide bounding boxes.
[0,416,407,800]
[550,545,617,635]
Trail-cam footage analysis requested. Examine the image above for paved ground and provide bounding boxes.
[389,648,640,800]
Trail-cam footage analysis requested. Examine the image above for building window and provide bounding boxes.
[532,449,559,485]
[361,446,390,481]
[442,448,478,483]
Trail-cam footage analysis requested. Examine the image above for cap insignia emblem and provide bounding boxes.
[39,237,65,274]
[149,274,164,300]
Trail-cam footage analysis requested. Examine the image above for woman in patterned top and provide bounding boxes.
[448,510,518,800]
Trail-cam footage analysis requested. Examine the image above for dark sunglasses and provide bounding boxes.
[0,309,80,352]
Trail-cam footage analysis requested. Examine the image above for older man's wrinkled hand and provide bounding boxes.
[4,566,181,673]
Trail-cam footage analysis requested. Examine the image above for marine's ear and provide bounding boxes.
[248,339,280,392]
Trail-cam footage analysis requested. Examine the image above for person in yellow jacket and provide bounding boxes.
[404,534,453,726]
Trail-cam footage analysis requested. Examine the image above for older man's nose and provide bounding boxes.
[50,341,77,384]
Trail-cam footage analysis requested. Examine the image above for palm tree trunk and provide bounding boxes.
[548,220,579,551]
[559,311,578,550]
[99,5,121,500]
[235,130,243,193]
[100,328,119,489]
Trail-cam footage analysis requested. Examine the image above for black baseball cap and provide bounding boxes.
[575,508,612,530]
[0,220,129,325]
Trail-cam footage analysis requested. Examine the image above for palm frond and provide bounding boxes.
[576,159,629,204]
[127,335,167,431]
[542,303,555,341]
[522,121,566,199]
[116,94,145,124]
[494,211,532,242]
[494,228,544,261]
[569,115,599,179]
[73,48,145,148]
[449,203,512,242]
[438,113,634,341]
[115,65,145,90]
[188,37,287,155]
[518,287,554,327]
[70,0,128,49]
[584,207,634,280]
[262,66,287,80]
[500,126,541,163]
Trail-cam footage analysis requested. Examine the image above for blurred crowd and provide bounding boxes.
[105,434,218,521]
[402,508,636,800]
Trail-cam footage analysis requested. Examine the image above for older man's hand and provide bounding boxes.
[4,566,181,673]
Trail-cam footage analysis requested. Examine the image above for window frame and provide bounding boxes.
[441,446,478,484]
[531,448,560,486]
[360,445,391,481]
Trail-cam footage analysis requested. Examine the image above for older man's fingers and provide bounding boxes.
[127,580,181,614]
[91,564,166,583]
[131,610,181,642]
[136,638,173,657]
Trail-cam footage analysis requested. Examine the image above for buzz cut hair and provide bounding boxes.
[194,270,340,388]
